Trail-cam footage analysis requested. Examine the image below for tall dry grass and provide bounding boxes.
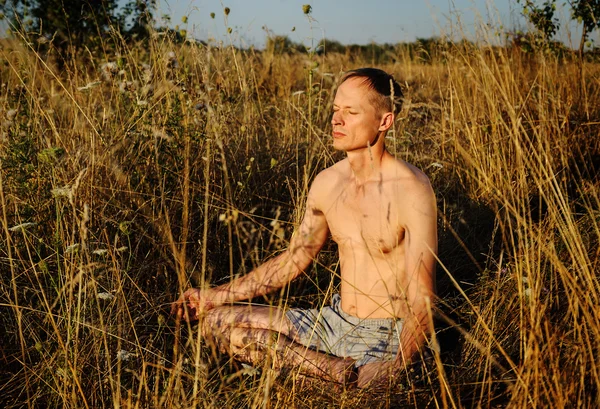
[0,26,598,409]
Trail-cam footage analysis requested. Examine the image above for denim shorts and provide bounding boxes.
[285,294,403,367]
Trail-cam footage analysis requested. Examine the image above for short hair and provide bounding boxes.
[340,68,403,115]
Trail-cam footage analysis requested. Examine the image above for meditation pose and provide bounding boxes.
[172,68,438,388]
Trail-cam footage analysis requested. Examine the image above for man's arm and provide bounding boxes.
[172,180,330,320]
[208,189,329,304]
[397,178,437,364]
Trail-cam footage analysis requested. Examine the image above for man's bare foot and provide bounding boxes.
[299,356,357,388]
[331,357,358,387]
[356,360,398,389]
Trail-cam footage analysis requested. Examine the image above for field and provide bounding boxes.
[1,27,599,408]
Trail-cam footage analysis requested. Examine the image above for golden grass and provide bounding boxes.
[0,28,598,408]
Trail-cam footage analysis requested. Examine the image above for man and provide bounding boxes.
[172,68,437,388]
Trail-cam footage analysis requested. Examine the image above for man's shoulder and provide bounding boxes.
[312,160,350,189]
[385,159,436,221]
[387,157,433,192]
[305,161,349,210]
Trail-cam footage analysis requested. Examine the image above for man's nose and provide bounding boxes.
[331,111,342,125]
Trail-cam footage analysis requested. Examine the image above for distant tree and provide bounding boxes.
[119,0,156,40]
[414,37,452,63]
[316,38,345,54]
[517,0,600,55]
[570,0,600,56]
[0,0,156,50]
[517,0,559,45]
[265,34,303,54]
[1,0,120,48]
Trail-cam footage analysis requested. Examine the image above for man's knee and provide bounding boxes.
[256,308,296,338]
[199,306,298,352]
[229,328,283,363]
[199,307,222,334]
[199,307,234,352]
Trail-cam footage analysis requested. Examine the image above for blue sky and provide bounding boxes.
[157,0,516,46]
[0,0,591,48]
[153,0,589,48]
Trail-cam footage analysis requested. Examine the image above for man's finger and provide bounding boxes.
[183,307,192,322]
[171,299,182,315]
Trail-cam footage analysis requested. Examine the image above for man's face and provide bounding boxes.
[331,77,385,152]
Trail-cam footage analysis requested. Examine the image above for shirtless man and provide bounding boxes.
[172,68,437,388]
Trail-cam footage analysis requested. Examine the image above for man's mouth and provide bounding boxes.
[332,131,345,138]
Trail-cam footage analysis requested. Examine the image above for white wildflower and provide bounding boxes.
[9,222,36,232]
[92,249,108,256]
[137,99,148,106]
[116,246,128,253]
[100,62,118,81]
[6,109,17,120]
[240,363,260,377]
[140,84,153,97]
[116,349,135,361]
[97,292,115,301]
[165,51,178,69]
[2,119,13,130]
[152,128,172,141]
[430,162,443,169]
[141,64,152,84]
[65,243,80,254]
[102,62,117,72]
[77,81,101,91]
[51,186,72,199]
[119,80,135,94]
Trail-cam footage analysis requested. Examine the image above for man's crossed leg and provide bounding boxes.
[197,303,401,389]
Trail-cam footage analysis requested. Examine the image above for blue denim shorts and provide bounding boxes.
[285,294,403,367]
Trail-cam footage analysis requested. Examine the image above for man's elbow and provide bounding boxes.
[271,249,311,286]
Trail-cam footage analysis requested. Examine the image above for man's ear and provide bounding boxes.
[378,111,394,132]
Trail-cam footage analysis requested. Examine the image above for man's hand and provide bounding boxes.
[171,288,216,322]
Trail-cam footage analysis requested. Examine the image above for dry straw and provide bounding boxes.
[0,12,598,409]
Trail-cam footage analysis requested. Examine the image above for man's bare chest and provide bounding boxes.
[323,187,405,253]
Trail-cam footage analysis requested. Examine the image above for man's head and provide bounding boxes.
[331,68,403,152]
[339,68,403,115]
